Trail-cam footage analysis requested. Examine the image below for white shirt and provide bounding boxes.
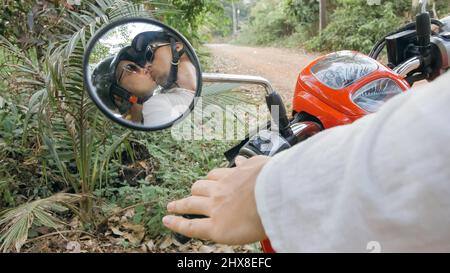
[142,88,194,127]
[255,71,450,252]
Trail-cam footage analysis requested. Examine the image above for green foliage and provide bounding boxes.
[306,1,402,53]
[235,1,283,45]
[94,130,235,236]
[236,0,450,52]
[1,0,178,249]
[0,0,248,251]
[247,0,293,44]
[0,67,58,208]
[0,0,37,45]
[284,0,320,26]
[97,184,178,237]
[235,0,323,46]
[204,0,253,39]
[130,0,228,45]
[0,193,79,252]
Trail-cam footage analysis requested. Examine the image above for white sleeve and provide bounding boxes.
[255,72,450,252]
[143,97,178,127]
[143,89,194,127]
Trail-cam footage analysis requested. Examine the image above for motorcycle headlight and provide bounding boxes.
[351,78,403,113]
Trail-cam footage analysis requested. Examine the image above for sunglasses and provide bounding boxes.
[145,43,171,63]
[118,63,143,83]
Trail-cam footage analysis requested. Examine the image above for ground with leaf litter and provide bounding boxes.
[22,206,258,253]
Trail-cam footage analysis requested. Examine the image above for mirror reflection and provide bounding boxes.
[87,21,200,129]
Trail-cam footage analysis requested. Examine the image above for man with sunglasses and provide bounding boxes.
[129,31,197,127]
[131,31,197,91]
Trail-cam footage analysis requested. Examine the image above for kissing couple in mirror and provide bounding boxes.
[92,30,198,127]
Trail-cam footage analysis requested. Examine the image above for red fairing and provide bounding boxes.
[262,51,410,253]
[292,51,410,129]
[261,239,275,253]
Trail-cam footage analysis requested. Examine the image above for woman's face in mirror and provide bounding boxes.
[116,60,156,97]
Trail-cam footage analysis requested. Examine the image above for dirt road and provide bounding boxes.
[206,44,320,101]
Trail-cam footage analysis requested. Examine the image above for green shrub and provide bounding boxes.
[0,0,234,251]
[306,1,403,53]
[284,0,320,32]
[236,0,292,45]
[237,0,450,52]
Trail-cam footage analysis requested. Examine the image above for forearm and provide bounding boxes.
[255,72,450,252]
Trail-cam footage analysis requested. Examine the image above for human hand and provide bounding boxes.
[163,156,270,245]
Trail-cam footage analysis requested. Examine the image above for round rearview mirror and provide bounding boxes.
[83,18,202,131]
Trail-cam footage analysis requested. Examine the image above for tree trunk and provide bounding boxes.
[80,195,93,226]
[412,0,437,17]
[319,0,327,33]
[232,0,238,36]
[432,1,438,18]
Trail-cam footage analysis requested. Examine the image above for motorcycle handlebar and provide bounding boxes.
[202,73,275,95]
[416,6,432,49]
[393,56,422,78]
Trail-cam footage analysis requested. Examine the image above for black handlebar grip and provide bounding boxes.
[265,92,292,139]
[416,11,431,48]
[173,214,207,244]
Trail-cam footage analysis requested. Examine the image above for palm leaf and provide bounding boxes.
[0,0,176,223]
[0,193,80,253]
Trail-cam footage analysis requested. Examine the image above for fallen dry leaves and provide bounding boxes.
[21,206,259,253]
